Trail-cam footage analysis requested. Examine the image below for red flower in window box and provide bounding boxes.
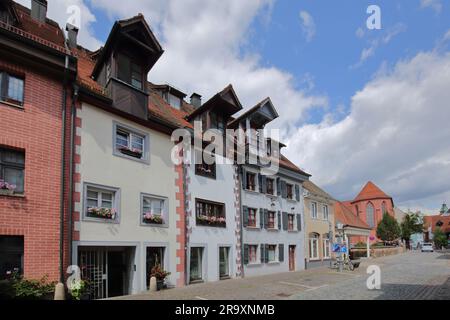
[87,207,117,220]
[118,146,143,158]
[0,179,16,195]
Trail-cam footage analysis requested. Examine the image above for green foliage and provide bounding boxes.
[401,213,424,241]
[0,273,56,300]
[433,227,448,248]
[353,241,367,248]
[69,279,88,300]
[376,212,401,242]
[150,264,171,281]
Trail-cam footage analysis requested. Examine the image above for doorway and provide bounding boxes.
[219,247,230,279]
[289,245,296,271]
[189,247,204,283]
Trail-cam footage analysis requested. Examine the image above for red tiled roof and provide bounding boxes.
[335,201,371,230]
[352,181,392,203]
[424,215,450,233]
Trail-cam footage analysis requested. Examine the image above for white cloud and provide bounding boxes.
[355,27,365,39]
[15,0,101,50]
[285,50,450,211]
[420,0,443,13]
[352,23,407,68]
[299,10,316,42]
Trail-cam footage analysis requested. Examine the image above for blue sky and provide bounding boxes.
[20,0,450,212]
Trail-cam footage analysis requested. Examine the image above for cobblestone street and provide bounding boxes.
[112,250,450,300]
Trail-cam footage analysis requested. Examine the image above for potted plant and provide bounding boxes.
[143,212,164,224]
[118,146,143,158]
[0,179,16,196]
[150,264,170,291]
[87,207,117,220]
[68,279,90,300]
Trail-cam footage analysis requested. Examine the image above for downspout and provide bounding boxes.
[67,84,79,266]
[59,54,69,284]
[183,159,189,286]
[239,165,245,278]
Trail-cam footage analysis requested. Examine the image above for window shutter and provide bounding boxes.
[282,212,288,231]
[260,244,265,263]
[279,244,284,262]
[297,214,302,231]
[265,244,269,263]
[277,211,281,230]
[295,184,300,201]
[276,178,281,196]
[244,244,249,265]
[260,209,264,229]
[242,169,247,189]
[243,206,249,227]
[281,180,287,198]
[264,209,269,229]
[262,176,267,194]
[258,174,263,193]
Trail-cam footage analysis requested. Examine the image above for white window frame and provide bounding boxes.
[311,202,318,219]
[267,244,278,263]
[113,121,150,164]
[140,193,169,228]
[309,236,319,260]
[248,244,259,264]
[323,205,329,221]
[323,238,331,259]
[83,183,120,224]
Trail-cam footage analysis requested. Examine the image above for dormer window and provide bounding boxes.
[168,93,181,109]
[117,53,143,90]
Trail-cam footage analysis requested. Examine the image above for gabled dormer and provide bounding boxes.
[187,84,243,133]
[91,14,164,120]
[150,84,187,110]
[0,0,19,25]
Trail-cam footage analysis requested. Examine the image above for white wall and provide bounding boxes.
[186,154,238,283]
[242,166,306,277]
[74,103,180,293]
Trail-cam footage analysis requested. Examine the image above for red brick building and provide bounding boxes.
[343,181,395,243]
[0,0,77,282]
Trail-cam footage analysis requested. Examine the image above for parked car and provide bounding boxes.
[421,242,434,252]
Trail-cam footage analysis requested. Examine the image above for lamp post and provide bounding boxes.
[336,223,344,272]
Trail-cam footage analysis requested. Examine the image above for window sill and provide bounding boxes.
[113,150,149,165]
[82,217,120,224]
[246,262,262,267]
[287,230,298,233]
[189,279,204,285]
[195,172,217,180]
[0,192,25,199]
[219,276,231,280]
[244,188,258,194]
[141,222,169,228]
[246,226,260,230]
[267,261,280,265]
[0,100,24,110]
[267,228,279,232]
[286,198,297,203]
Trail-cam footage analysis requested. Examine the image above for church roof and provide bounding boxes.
[352,181,392,203]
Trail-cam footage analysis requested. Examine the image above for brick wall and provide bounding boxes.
[0,59,67,281]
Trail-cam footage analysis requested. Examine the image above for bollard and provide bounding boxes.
[54,282,65,300]
[149,276,157,292]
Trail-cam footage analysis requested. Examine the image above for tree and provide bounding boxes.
[401,213,424,249]
[433,227,448,249]
[377,212,401,243]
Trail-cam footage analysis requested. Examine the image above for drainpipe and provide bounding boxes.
[182,157,189,286]
[238,165,245,278]
[68,84,79,266]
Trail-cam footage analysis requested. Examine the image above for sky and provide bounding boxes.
[16,0,450,213]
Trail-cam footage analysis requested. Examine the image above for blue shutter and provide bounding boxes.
[243,206,249,227]
[260,209,264,229]
[244,244,249,265]
[295,184,300,201]
[278,244,284,262]
[297,214,302,231]
[278,211,281,230]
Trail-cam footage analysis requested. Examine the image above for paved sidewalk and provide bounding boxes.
[111,250,450,300]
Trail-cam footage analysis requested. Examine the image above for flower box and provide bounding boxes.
[196,215,226,228]
[119,146,143,159]
[0,189,14,196]
[87,207,116,220]
[0,180,16,196]
[143,212,164,225]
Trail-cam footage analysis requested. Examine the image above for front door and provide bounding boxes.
[289,245,296,271]
[107,251,126,298]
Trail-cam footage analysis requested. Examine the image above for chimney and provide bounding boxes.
[190,93,202,108]
[31,0,47,23]
[66,23,79,49]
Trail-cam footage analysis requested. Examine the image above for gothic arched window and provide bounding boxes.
[366,202,375,228]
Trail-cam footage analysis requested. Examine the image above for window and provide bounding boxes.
[311,202,318,219]
[142,194,167,226]
[355,204,359,217]
[196,199,226,227]
[288,214,295,231]
[209,112,224,133]
[219,247,230,279]
[114,123,148,162]
[267,245,277,262]
[266,178,274,195]
[117,54,143,90]
[146,247,165,289]
[366,202,375,228]
[190,247,203,282]
[286,183,293,199]
[323,237,330,259]
[195,157,216,179]
[323,205,329,221]
[248,245,258,263]
[0,72,24,106]
[309,233,319,260]
[381,201,387,214]
[248,208,257,227]
[0,147,25,194]
[246,172,256,191]
[0,236,24,280]
[268,211,276,229]
[168,93,181,109]
[84,184,119,222]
